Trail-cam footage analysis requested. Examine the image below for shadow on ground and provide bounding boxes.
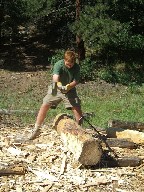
[0,35,55,72]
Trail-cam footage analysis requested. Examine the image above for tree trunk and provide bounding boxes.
[76,0,85,63]
[53,114,102,166]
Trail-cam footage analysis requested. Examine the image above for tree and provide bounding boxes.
[76,0,85,62]
[71,1,144,55]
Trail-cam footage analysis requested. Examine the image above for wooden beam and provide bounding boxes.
[108,119,144,131]
[105,138,137,149]
[102,156,142,167]
[53,114,102,166]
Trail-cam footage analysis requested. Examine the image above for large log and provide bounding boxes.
[53,114,102,166]
[108,119,144,131]
[106,127,144,144]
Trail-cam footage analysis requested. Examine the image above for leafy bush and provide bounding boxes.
[80,58,97,81]
[50,49,65,66]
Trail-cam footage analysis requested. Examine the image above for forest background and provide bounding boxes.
[0,0,144,127]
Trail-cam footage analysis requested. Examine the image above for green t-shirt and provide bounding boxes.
[52,59,80,86]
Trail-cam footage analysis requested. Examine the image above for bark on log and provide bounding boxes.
[108,119,144,131]
[103,156,142,167]
[0,164,26,176]
[106,127,144,144]
[53,114,102,166]
[105,138,137,149]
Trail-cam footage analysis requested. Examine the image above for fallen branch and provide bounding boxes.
[0,109,37,115]
[0,163,27,176]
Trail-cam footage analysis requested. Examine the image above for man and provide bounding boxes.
[29,50,83,140]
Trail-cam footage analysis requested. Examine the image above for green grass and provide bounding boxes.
[78,83,144,128]
[1,73,144,128]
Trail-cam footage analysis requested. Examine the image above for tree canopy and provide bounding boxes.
[0,0,144,83]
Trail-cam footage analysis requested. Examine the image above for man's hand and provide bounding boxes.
[64,84,72,92]
[61,84,72,93]
[57,82,62,89]
[57,82,72,93]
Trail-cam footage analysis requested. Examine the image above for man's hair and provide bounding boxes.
[64,50,76,63]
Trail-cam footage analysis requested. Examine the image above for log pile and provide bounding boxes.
[107,119,144,144]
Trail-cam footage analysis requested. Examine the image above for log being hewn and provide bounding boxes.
[106,127,144,144]
[105,138,137,149]
[53,114,102,166]
[108,119,144,131]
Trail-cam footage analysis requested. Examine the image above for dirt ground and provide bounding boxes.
[0,69,144,192]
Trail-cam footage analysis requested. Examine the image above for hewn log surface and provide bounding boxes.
[106,127,144,144]
[108,119,144,131]
[53,114,102,166]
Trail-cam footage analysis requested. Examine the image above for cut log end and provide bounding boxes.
[78,139,102,165]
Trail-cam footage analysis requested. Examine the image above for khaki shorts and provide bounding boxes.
[43,85,81,109]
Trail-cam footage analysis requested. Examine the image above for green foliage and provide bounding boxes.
[50,49,65,66]
[71,4,127,54]
[23,0,56,18]
[80,58,96,81]
[1,0,28,37]
[96,61,144,85]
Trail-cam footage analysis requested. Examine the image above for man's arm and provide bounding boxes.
[52,74,60,82]
[68,80,78,89]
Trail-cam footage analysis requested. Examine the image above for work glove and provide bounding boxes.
[61,84,72,93]
[64,84,72,92]
[57,82,65,93]
[57,82,72,93]
[57,82,62,89]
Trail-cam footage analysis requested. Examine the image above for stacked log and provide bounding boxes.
[107,120,144,144]
[108,119,144,131]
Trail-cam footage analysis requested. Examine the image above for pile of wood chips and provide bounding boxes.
[0,115,144,192]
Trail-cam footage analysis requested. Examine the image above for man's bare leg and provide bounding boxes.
[29,103,51,140]
[35,103,51,126]
[72,106,83,125]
